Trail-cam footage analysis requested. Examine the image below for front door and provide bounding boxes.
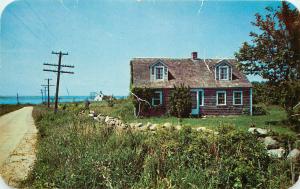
[191,91,198,115]
[191,89,203,115]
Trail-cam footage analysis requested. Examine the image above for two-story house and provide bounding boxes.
[130,52,253,116]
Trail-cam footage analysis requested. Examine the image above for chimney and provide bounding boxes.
[191,52,198,60]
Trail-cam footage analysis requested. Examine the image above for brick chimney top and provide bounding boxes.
[192,52,198,60]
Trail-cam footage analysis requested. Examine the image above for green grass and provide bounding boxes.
[24,106,297,188]
[90,99,295,135]
[136,106,292,133]
[0,104,26,116]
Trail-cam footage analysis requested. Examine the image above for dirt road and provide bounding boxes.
[0,107,37,187]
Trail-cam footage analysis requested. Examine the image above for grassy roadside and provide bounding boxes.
[0,104,26,116]
[23,105,297,188]
[90,100,295,135]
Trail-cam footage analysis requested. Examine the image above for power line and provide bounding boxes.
[23,0,57,41]
[8,10,41,41]
[7,9,52,49]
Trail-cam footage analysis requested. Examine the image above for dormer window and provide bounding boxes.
[150,60,168,81]
[155,66,164,80]
[215,60,232,81]
[219,66,229,80]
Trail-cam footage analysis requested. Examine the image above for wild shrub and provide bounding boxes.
[169,84,192,118]
[103,95,116,107]
[252,105,268,116]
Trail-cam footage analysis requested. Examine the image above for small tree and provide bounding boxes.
[131,87,153,116]
[169,84,192,118]
[252,81,281,105]
[235,2,300,124]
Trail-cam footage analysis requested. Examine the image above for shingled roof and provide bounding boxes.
[130,58,252,88]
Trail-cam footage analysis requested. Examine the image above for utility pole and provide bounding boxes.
[41,78,55,108]
[40,89,44,104]
[43,51,74,113]
[16,93,19,104]
[44,86,47,102]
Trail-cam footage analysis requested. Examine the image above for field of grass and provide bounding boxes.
[24,105,297,188]
[0,104,26,116]
[90,99,295,135]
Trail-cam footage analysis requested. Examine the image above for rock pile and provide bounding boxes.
[287,149,300,161]
[263,136,279,149]
[248,127,300,160]
[248,127,268,136]
[195,127,219,135]
[267,148,285,158]
[88,111,300,160]
[98,114,129,130]
[87,111,217,135]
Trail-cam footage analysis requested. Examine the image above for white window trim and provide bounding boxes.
[216,91,227,106]
[233,91,243,105]
[191,89,205,106]
[152,91,163,106]
[219,66,229,81]
[154,66,165,81]
[199,90,204,106]
[214,68,217,80]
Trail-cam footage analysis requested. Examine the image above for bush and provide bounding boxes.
[169,84,192,118]
[252,105,268,116]
[103,96,116,107]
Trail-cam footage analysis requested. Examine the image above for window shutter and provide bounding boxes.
[150,67,154,81]
[164,67,168,80]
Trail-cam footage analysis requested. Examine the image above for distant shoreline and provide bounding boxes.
[0,96,127,105]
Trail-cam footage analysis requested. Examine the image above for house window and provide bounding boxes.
[152,91,162,106]
[150,61,168,81]
[216,91,226,105]
[219,66,229,80]
[155,66,164,80]
[233,91,243,105]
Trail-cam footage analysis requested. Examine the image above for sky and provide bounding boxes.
[0,0,296,96]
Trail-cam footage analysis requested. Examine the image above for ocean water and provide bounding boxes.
[0,96,126,105]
